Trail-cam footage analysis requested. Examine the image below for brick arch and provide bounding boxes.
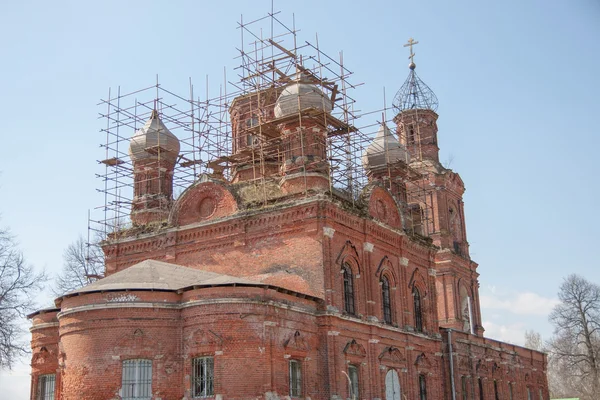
[336,240,361,275]
[409,268,430,332]
[457,278,473,331]
[169,180,239,226]
[363,184,403,229]
[408,268,428,296]
[375,256,399,285]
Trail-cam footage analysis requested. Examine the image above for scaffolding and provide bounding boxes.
[90,9,440,245]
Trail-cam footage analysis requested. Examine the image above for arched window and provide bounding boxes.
[478,377,484,400]
[494,380,499,400]
[381,276,392,324]
[418,374,427,400]
[508,382,513,400]
[342,264,355,315]
[461,376,468,400]
[413,286,423,332]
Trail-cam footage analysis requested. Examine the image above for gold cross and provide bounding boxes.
[404,37,419,63]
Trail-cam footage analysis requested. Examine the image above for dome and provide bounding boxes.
[273,73,333,118]
[129,110,180,163]
[392,68,438,114]
[362,123,410,170]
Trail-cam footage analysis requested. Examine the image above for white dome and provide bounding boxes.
[129,110,180,163]
[362,123,410,170]
[274,73,333,118]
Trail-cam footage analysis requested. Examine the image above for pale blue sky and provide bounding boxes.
[1,0,599,397]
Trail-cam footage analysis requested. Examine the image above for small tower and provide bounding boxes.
[128,110,180,225]
[393,39,440,164]
[273,72,333,194]
[362,123,411,204]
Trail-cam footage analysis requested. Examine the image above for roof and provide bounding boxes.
[66,259,263,295]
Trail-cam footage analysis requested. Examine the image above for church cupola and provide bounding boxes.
[274,72,333,118]
[393,38,440,163]
[128,109,180,225]
[362,123,410,171]
[274,72,333,194]
[362,123,411,205]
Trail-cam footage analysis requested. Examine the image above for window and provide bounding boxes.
[348,365,359,400]
[494,380,499,400]
[342,264,355,315]
[122,359,152,400]
[192,357,214,398]
[478,377,484,400]
[418,374,427,400]
[508,382,513,400]
[461,376,468,400]
[381,276,392,324]
[408,126,415,144]
[527,387,532,400]
[539,388,543,400]
[413,287,423,332]
[37,374,55,400]
[289,360,302,397]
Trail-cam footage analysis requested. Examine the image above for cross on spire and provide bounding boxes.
[403,37,419,66]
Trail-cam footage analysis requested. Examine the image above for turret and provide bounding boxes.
[273,72,333,194]
[362,123,411,204]
[128,110,180,225]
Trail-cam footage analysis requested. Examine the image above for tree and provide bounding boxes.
[548,274,600,400]
[0,225,46,369]
[524,330,544,351]
[52,235,104,297]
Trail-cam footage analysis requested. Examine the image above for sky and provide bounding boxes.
[0,0,599,397]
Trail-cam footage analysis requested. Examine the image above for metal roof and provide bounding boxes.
[362,123,410,169]
[66,259,262,295]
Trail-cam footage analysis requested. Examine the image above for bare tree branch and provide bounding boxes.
[0,225,46,370]
[547,274,600,400]
[52,235,104,297]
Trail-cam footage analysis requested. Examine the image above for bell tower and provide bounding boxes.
[392,39,483,335]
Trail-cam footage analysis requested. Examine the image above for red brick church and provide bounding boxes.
[28,20,548,400]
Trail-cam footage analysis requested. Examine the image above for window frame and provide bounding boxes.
[289,359,302,398]
[418,374,427,400]
[191,356,214,398]
[37,374,55,400]
[348,364,359,400]
[342,263,356,315]
[413,286,423,332]
[381,275,392,324]
[121,358,152,400]
[478,377,484,400]
[461,376,468,400]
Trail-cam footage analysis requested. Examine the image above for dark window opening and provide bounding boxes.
[381,276,392,324]
[494,380,499,400]
[343,264,356,315]
[419,374,427,400]
[478,377,484,400]
[413,287,423,332]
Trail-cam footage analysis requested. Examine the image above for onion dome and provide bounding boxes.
[129,110,180,163]
[274,72,333,118]
[362,123,410,169]
[392,64,438,114]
